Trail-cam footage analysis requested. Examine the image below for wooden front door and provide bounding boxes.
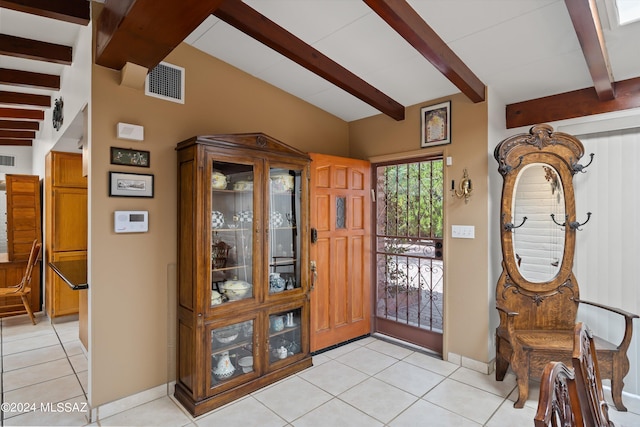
[309,153,371,352]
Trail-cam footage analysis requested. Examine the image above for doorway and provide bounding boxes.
[373,157,444,354]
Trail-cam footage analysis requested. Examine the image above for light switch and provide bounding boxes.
[451,225,475,239]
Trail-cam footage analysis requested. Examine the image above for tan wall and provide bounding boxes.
[349,93,491,363]
[90,43,349,407]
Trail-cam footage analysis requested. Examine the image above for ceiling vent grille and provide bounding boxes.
[145,62,185,104]
[0,155,16,167]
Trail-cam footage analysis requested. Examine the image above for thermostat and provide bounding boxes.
[114,210,148,233]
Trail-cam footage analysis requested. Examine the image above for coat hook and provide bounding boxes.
[572,153,594,174]
[502,214,527,232]
[551,212,592,230]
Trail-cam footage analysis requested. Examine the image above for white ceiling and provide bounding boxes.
[184,0,640,122]
[1,0,639,125]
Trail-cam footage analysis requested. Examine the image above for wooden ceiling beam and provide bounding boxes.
[564,0,614,100]
[0,138,32,146]
[0,119,39,130]
[506,76,640,128]
[95,0,225,70]
[0,68,60,90]
[0,0,90,25]
[0,34,72,65]
[364,0,485,103]
[0,91,50,107]
[0,129,35,139]
[214,0,405,121]
[0,107,44,120]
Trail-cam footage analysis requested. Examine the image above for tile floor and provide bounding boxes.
[2,314,640,426]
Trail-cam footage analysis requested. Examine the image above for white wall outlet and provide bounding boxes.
[451,225,475,239]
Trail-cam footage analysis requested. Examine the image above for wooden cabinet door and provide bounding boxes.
[309,153,371,352]
[52,188,87,252]
[6,175,41,261]
[51,152,87,188]
[47,251,85,317]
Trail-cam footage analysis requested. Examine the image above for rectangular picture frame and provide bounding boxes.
[109,172,154,198]
[110,147,150,167]
[420,101,451,148]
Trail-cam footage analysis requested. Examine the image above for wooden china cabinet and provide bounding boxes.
[175,133,312,416]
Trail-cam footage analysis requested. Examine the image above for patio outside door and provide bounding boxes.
[373,157,444,354]
[309,153,371,352]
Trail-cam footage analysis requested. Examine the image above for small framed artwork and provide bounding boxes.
[420,101,451,148]
[110,147,150,167]
[109,172,154,198]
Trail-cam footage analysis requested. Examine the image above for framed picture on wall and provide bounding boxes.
[420,101,451,147]
[109,172,154,198]
[110,147,150,167]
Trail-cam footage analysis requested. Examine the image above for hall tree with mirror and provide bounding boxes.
[494,124,638,410]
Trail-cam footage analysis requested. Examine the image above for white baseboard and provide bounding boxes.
[89,383,168,422]
[447,352,494,375]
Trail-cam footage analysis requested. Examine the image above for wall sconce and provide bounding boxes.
[451,168,472,203]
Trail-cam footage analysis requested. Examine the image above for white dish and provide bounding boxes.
[238,356,253,373]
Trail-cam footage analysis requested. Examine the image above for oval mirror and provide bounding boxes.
[512,163,565,283]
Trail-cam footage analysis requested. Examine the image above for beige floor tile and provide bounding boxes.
[450,366,517,397]
[293,398,383,427]
[1,396,89,426]
[196,396,286,427]
[3,374,84,409]
[98,396,192,427]
[338,377,418,424]
[77,370,88,395]
[3,357,74,392]
[353,336,377,346]
[57,329,82,344]
[2,344,67,371]
[389,399,481,427]
[374,360,446,397]
[297,360,368,395]
[485,398,537,427]
[253,375,332,422]
[309,352,330,366]
[62,339,86,357]
[318,341,361,359]
[336,346,397,376]
[507,380,541,410]
[608,407,640,427]
[424,378,505,424]
[69,353,88,373]
[364,339,414,360]
[1,317,51,335]
[403,351,459,377]
[2,333,60,356]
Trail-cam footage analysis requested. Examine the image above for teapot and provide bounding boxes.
[276,346,288,359]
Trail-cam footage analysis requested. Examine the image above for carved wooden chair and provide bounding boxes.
[494,125,638,411]
[0,239,41,324]
[573,323,614,427]
[535,322,615,427]
[534,360,583,427]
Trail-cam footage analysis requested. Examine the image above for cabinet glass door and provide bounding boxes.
[210,319,255,388]
[210,161,255,307]
[268,168,302,295]
[268,307,303,365]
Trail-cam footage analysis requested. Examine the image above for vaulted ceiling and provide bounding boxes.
[1,0,640,146]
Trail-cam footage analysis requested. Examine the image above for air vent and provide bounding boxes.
[0,155,16,167]
[145,62,185,104]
